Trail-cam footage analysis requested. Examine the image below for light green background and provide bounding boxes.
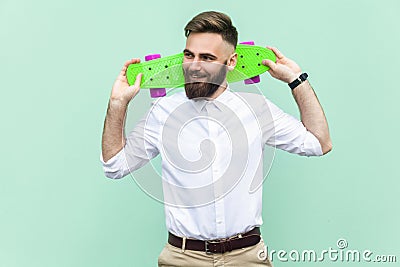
[1,0,399,266]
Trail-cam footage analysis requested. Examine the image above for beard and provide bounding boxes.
[183,61,228,100]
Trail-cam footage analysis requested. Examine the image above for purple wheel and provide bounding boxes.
[149,88,166,98]
[145,54,161,61]
[240,41,255,45]
[145,53,166,98]
[244,76,261,84]
[239,41,260,85]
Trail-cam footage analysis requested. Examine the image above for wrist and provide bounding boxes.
[287,72,302,84]
[288,73,308,90]
[109,98,129,109]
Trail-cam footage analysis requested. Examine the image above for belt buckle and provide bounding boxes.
[205,241,212,255]
[205,238,233,254]
[205,239,220,255]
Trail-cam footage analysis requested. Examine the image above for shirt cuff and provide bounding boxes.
[100,149,128,179]
[303,131,323,156]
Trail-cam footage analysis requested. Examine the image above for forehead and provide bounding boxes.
[185,32,233,56]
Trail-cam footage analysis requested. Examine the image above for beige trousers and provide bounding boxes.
[158,236,273,267]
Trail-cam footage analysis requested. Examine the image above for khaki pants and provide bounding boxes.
[158,236,273,267]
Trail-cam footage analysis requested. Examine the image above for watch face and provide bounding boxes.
[289,73,307,89]
[300,73,308,81]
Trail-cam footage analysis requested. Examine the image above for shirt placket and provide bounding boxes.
[206,102,226,238]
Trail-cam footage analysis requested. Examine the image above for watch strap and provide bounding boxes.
[288,73,308,90]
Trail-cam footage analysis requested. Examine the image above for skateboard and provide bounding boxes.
[126,42,276,97]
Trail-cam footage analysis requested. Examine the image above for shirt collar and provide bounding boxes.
[189,86,233,113]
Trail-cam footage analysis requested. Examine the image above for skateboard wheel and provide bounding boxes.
[145,54,166,98]
[239,41,260,84]
[145,54,161,61]
[244,75,261,84]
[240,41,255,45]
[150,88,166,98]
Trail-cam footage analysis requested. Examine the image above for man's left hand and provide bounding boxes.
[262,46,302,84]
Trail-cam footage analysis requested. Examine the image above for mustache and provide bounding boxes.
[183,61,228,77]
[184,71,208,77]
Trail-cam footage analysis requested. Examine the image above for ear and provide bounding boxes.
[227,52,237,71]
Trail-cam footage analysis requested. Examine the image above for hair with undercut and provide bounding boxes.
[184,11,238,49]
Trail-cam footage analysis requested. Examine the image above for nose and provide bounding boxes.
[188,57,202,72]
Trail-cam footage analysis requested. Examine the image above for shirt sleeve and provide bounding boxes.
[263,97,323,157]
[100,107,160,179]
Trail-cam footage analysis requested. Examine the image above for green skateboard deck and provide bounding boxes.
[126,44,276,88]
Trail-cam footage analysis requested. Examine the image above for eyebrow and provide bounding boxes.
[183,49,217,60]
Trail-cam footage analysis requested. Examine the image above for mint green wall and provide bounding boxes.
[1,0,399,266]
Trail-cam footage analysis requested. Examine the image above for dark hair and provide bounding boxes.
[184,11,238,48]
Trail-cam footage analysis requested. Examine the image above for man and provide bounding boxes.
[101,11,332,267]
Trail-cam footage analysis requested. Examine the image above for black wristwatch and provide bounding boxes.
[288,73,308,90]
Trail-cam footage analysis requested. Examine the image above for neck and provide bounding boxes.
[209,80,228,99]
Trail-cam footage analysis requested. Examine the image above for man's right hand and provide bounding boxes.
[110,58,143,105]
[102,59,143,163]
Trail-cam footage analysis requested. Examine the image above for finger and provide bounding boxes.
[262,59,276,70]
[133,73,143,88]
[119,58,141,77]
[131,73,143,91]
[266,46,284,60]
[124,58,141,67]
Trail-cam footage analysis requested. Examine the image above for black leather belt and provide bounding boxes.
[168,227,261,254]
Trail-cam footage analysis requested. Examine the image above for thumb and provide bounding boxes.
[129,73,143,95]
[132,73,142,88]
[262,59,276,71]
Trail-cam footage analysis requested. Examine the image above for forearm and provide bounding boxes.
[292,81,332,154]
[101,100,128,162]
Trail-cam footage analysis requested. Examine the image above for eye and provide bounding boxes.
[184,52,194,59]
[202,55,213,61]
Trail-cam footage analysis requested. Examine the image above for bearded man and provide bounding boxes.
[101,11,332,267]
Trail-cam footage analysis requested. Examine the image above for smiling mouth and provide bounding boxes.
[190,74,207,79]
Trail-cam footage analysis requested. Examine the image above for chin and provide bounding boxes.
[184,82,220,100]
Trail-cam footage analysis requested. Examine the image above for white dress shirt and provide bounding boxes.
[101,88,322,240]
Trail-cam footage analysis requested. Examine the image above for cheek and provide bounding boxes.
[200,62,217,73]
[182,57,191,70]
[182,62,189,73]
[209,65,220,73]
[207,63,225,75]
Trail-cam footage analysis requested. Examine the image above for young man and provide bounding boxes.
[101,11,332,266]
